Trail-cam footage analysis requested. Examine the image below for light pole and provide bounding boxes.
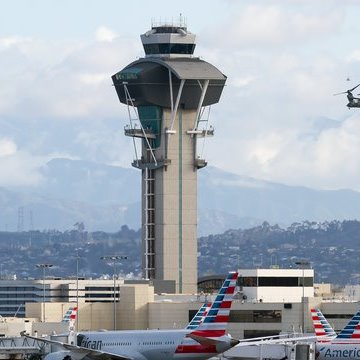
[100,255,127,330]
[36,263,53,322]
[295,260,310,333]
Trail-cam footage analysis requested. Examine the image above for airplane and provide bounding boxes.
[26,271,239,360]
[310,308,360,360]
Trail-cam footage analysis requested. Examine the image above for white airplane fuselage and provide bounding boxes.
[78,329,232,360]
[316,342,360,360]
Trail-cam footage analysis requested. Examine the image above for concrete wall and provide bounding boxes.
[118,284,154,330]
[148,300,202,330]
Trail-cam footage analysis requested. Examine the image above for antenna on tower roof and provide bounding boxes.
[179,13,187,27]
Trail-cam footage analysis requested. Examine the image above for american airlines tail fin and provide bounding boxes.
[186,302,212,330]
[336,309,360,339]
[310,308,336,338]
[62,306,78,326]
[189,271,238,339]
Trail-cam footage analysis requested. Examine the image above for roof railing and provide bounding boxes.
[151,14,187,29]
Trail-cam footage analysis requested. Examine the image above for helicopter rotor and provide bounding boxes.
[349,83,360,92]
[334,91,347,96]
[334,83,360,96]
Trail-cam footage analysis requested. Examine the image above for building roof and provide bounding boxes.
[129,57,226,81]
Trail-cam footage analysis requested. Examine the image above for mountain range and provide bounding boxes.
[2,158,360,235]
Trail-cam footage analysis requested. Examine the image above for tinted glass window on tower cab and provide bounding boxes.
[143,43,195,55]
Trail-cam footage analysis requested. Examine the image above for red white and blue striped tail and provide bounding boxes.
[186,302,212,330]
[189,271,238,338]
[311,308,336,339]
[336,309,360,339]
[62,306,78,323]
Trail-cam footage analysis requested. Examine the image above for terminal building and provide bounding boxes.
[0,268,358,340]
[0,278,130,318]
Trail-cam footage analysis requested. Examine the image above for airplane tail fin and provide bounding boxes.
[186,302,212,330]
[310,308,336,338]
[336,309,360,339]
[189,271,238,339]
[62,306,78,332]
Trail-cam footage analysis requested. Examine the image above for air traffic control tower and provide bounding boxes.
[112,21,226,293]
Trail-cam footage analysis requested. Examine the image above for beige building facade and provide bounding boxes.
[0,269,358,340]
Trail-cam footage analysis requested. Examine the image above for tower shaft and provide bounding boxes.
[142,108,197,293]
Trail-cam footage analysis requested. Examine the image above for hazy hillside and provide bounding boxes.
[198,220,360,285]
[2,158,360,234]
[0,220,358,285]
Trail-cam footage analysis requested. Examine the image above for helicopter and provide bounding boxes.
[334,83,360,108]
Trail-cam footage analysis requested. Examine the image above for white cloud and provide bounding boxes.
[198,1,359,192]
[346,50,360,63]
[211,113,360,191]
[230,75,256,88]
[290,10,343,38]
[203,4,344,49]
[95,26,117,42]
[0,138,45,187]
[0,139,17,157]
[0,34,141,119]
[74,128,133,166]
[78,73,109,85]
[0,36,29,49]
[210,176,270,189]
[247,132,285,168]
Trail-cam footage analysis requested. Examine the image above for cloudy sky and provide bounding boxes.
[1,0,360,190]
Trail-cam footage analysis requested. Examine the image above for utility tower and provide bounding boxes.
[112,19,226,293]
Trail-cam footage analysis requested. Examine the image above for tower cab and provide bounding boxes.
[140,22,196,58]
